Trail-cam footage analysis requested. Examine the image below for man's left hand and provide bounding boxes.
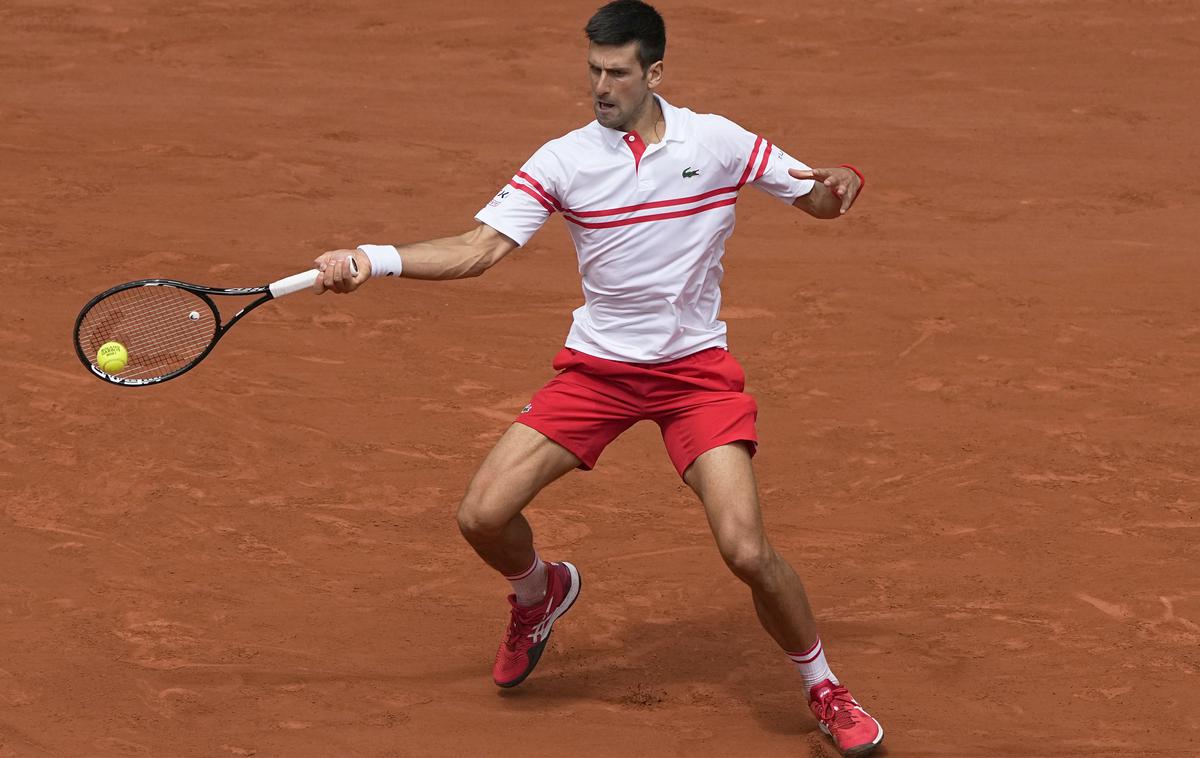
[790,167,862,215]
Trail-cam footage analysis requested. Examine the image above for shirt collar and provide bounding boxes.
[599,94,684,149]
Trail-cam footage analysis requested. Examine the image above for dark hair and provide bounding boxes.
[584,0,666,71]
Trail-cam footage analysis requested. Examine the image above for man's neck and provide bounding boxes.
[626,95,664,144]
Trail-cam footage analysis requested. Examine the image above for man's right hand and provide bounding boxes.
[312,249,370,294]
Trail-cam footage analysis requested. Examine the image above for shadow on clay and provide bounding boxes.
[489,606,841,738]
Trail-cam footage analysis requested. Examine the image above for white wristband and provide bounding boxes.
[356,244,403,278]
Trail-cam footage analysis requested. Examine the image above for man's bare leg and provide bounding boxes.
[683,442,818,651]
[457,423,582,575]
[684,442,885,754]
[459,423,585,688]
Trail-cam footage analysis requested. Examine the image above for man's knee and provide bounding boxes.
[718,536,776,584]
[456,484,509,541]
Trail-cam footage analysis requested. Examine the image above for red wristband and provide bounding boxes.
[839,164,865,193]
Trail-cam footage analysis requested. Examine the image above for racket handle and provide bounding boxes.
[270,269,319,298]
[269,258,359,298]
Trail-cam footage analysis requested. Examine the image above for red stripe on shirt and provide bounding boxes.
[565,185,739,219]
[563,197,737,230]
[735,136,764,189]
[508,181,556,214]
[511,138,768,222]
[515,171,562,211]
[754,141,773,181]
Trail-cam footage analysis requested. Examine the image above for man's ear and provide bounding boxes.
[646,60,664,90]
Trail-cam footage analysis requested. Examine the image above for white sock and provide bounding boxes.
[786,637,840,690]
[504,554,547,607]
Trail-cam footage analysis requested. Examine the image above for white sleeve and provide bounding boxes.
[751,143,817,204]
[709,115,816,204]
[474,143,565,247]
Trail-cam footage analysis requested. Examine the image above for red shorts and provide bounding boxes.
[515,346,758,477]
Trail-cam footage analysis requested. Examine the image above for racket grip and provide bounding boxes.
[269,269,320,298]
[269,258,358,298]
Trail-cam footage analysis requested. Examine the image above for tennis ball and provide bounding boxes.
[96,341,128,374]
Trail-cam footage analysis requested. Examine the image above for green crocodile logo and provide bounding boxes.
[682,167,701,178]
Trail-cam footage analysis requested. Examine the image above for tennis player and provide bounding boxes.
[313,1,881,754]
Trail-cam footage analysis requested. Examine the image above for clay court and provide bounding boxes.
[3,0,1199,755]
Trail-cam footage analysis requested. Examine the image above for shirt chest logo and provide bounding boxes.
[682,167,701,179]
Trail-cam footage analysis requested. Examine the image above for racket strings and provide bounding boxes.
[76,286,217,380]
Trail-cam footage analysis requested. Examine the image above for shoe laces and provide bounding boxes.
[814,685,862,731]
[503,603,545,651]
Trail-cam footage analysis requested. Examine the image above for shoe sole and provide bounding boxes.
[495,561,581,689]
[818,719,884,756]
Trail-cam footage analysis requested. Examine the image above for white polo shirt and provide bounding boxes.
[475,95,815,364]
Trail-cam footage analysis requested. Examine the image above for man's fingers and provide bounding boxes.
[840,186,856,214]
[788,167,861,214]
[322,256,362,294]
[312,249,363,294]
[789,167,828,181]
[336,259,353,293]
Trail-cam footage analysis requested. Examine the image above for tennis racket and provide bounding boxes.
[73,260,356,386]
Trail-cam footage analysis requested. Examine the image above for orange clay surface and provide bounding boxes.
[3,1,1199,756]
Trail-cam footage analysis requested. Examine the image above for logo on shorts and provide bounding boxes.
[682,167,700,178]
[488,189,510,208]
[520,403,532,414]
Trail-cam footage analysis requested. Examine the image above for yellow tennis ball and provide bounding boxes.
[96,341,128,374]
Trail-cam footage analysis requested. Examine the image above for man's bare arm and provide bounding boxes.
[387,224,518,280]
[311,223,519,294]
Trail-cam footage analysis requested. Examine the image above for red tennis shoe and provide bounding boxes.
[492,560,581,688]
[808,679,884,756]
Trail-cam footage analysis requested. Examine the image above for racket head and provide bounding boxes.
[73,280,222,386]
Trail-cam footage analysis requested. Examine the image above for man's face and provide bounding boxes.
[588,41,661,131]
